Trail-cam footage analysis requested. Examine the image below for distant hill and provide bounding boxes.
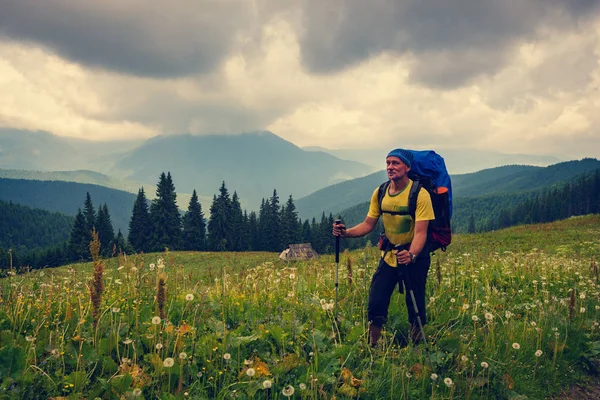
[336,166,600,235]
[0,178,136,234]
[295,170,388,220]
[296,158,600,222]
[0,168,148,194]
[0,200,73,251]
[0,130,373,211]
[112,132,373,210]
[452,159,600,197]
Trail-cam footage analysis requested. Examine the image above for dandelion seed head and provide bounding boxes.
[431,373,438,380]
[163,357,175,368]
[481,361,489,368]
[223,353,231,360]
[512,343,520,350]
[152,316,161,325]
[580,307,586,313]
[155,343,163,350]
[246,368,256,377]
[485,313,494,321]
[535,350,543,357]
[299,383,307,390]
[132,388,142,397]
[185,294,194,301]
[472,315,479,322]
[179,352,187,359]
[444,377,453,387]
[282,385,295,397]
[263,380,272,389]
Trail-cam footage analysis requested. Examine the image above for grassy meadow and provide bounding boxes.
[1,215,599,399]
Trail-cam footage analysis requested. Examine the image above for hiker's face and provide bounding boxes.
[386,156,410,180]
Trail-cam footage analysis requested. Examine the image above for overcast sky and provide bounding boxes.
[1,0,599,159]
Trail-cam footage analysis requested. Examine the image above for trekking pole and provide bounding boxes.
[334,219,341,319]
[401,267,430,351]
[394,244,429,350]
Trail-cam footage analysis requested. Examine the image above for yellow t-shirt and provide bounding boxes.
[367,180,435,266]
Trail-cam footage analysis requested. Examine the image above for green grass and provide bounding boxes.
[1,215,599,399]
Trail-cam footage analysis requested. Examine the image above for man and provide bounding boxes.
[332,148,435,346]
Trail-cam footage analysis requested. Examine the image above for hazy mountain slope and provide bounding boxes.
[296,158,600,221]
[453,159,600,198]
[295,170,388,220]
[0,178,136,234]
[113,132,373,209]
[0,168,149,194]
[0,129,85,171]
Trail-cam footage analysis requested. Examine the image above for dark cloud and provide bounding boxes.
[0,0,257,77]
[298,0,600,87]
[1,0,598,87]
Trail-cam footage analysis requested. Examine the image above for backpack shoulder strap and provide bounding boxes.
[407,180,422,219]
[377,181,390,211]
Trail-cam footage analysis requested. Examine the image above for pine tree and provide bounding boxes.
[129,188,151,253]
[257,199,269,251]
[241,211,251,251]
[149,172,182,252]
[83,192,96,243]
[183,190,206,251]
[229,192,245,251]
[69,209,90,261]
[96,203,115,257]
[301,219,312,243]
[260,190,281,251]
[248,211,259,251]
[112,229,134,255]
[280,195,300,248]
[207,182,232,251]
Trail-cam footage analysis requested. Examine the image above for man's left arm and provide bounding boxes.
[409,220,429,258]
[396,220,429,264]
[397,187,434,264]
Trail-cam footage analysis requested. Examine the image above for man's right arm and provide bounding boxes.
[333,216,378,238]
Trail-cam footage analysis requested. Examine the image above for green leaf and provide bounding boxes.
[0,346,26,379]
[109,373,133,394]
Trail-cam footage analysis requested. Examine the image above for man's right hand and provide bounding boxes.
[332,222,347,237]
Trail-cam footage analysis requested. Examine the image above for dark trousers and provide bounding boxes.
[368,257,430,327]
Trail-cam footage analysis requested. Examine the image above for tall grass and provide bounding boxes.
[0,215,599,399]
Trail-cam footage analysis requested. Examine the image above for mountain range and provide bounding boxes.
[295,159,600,221]
[0,129,372,210]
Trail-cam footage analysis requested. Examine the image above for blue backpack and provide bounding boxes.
[377,150,452,253]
